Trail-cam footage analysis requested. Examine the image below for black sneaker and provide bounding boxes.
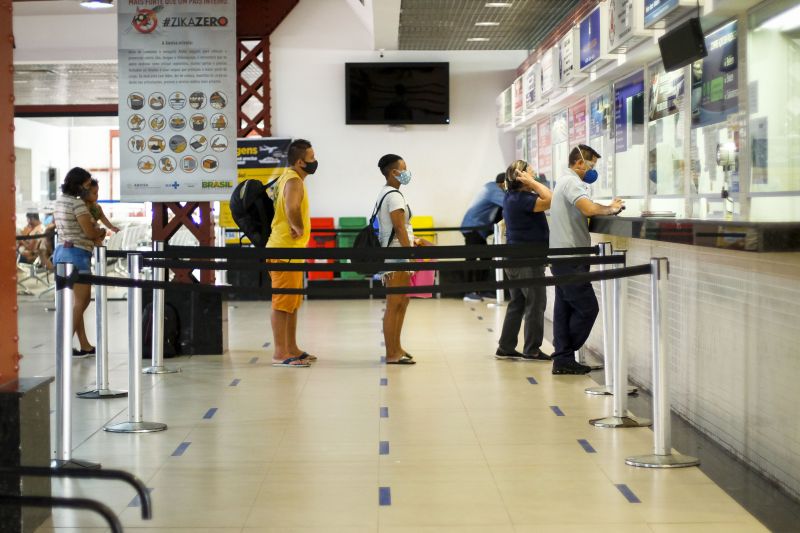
[552,359,591,375]
[519,351,552,361]
[495,348,523,360]
[72,347,95,359]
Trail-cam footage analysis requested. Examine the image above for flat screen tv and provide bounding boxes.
[345,62,450,125]
[658,17,708,72]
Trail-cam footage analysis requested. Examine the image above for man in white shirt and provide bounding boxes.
[549,144,624,375]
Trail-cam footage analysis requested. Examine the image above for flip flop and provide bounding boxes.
[402,352,413,360]
[299,352,318,361]
[272,356,310,368]
[387,357,416,365]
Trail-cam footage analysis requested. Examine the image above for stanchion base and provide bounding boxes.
[625,453,700,469]
[142,365,181,374]
[104,421,167,433]
[76,389,128,399]
[589,414,652,428]
[486,302,506,308]
[584,385,638,396]
[50,458,102,469]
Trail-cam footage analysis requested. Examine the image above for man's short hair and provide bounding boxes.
[378,154,403,177]
[287,139,312,166]
[568,144,601,167]
[495,172,505,184]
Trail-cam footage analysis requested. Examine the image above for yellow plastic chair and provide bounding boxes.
[410,215,436,244]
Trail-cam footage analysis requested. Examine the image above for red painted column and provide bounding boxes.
[0,0,20,386]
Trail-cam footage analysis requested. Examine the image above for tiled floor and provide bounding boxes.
[17,294,773,532]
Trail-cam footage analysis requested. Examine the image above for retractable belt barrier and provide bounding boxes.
[52,243,699,472]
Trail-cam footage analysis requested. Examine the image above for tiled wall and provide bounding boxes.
[545,237,800,500]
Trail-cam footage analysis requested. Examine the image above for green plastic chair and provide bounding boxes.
[338,216,367,279]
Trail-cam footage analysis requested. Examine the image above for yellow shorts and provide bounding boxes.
[268,260,303,313]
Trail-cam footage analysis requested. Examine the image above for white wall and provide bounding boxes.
[12,13,117,63]
[271,0,525,245]
[13,118,70,207]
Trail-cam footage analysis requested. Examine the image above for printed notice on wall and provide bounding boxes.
[118,0,236,201]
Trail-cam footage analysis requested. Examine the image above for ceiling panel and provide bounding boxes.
[14,63,118,106]
[399,0,584,50]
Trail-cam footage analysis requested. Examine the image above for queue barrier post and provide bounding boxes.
[589,250,651,429]
[143,241,180,375]
[104,253,167,434]
[486,223,505,308]
[585,242,635,395]
[77,246,127,400]
[52,262,101,469]
[626,258,699,468]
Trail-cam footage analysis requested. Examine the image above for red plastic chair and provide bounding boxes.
[307,217,335,280]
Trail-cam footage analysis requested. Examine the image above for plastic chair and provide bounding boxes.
[410,215,437,244]
[307,217,335,280]
[337,216,367,280]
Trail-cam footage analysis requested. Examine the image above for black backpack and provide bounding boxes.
[229,178,280,247]
[143,302,181,358]
[351,189,400,275]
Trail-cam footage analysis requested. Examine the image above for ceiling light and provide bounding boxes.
[475,22,500,26]
[485,2,512,7]
[80,0,114,9]
[758,4,800,32]
[467,37,491,42]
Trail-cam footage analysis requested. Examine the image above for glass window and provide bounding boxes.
[689,19,741,218]
[648,63,687,196]
[551,108,569,185]
[613,70,646,197]
[588,87,614,199]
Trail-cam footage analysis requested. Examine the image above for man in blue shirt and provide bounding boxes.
[461,173,505,302]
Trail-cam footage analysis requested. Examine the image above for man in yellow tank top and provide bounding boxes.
[268,139,317,367]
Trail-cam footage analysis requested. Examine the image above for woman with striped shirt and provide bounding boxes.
[53,167,107,358]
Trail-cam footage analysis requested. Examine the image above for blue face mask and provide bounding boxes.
[397,170,412,185]
[579,151,599,184]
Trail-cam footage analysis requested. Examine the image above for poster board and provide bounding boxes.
[118,0,237,201]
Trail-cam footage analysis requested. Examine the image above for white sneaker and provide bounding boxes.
[463,292,483,302]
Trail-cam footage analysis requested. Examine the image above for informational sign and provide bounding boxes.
[580,6,602,70]
[649,68,685,122]
[523,63,538,113]
[614,70,645,153]
[502,87,513,125]
[552,109,568,145]
[644,0,679,27]
[609,0,649,52]
[118,0,237,201]
[219,137,291,228]
[513,75,524,117]
[540,47,555,96]
[537,119,552,178]
[527,125,538,167]
[568,100,587,146]
[691,20,738,128]
[559,30,582,87]
[589,91,611,138]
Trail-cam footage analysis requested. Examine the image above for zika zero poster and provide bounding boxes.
[118,0,237,201]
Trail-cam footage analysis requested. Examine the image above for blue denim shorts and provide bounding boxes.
[54,246,92,273]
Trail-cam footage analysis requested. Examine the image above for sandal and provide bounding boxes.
[272,356,310,367]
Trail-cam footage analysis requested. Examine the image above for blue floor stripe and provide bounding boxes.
[171,442,191,457]
[550,405,565,416]
[249,357,259,364]
[380,356,386,364]
[487,328,493,332]
[380,378,388,386]
[379,441,390,455]
[203,407,218,419]
[527,377,538,384]
[379,486,391,506]
[380,341,385,346]
[476,316,484,320]
[616,484,641,503]
[380,407,389,418]
[229,379,240,387]
[262,342,270,348]
[128,488,153,507]
[578,439,596,453]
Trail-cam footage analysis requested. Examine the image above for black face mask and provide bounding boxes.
[302,159,318,175]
